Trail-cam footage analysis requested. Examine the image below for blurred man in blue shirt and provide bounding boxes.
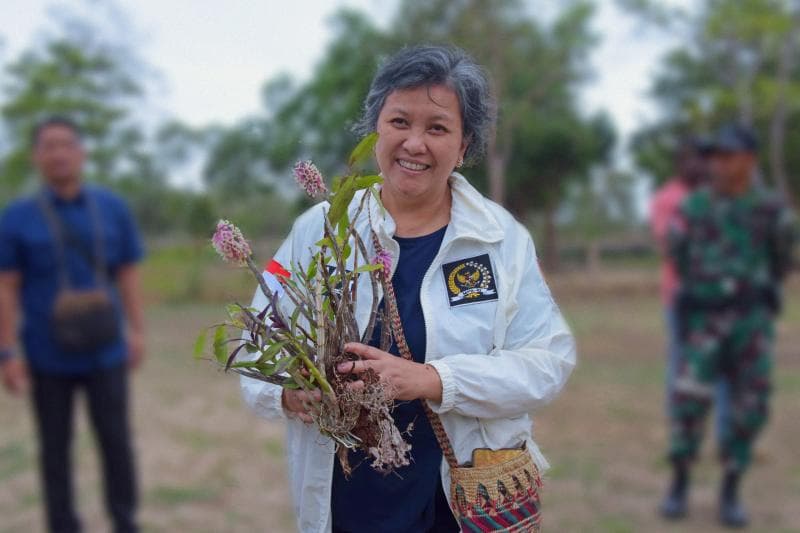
[0,116,145,533]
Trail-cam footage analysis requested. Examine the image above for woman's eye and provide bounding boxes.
[390,117,408,127]
[430,124,448,133]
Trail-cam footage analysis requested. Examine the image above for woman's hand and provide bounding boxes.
[337,342,442,403]
[282,388,321,423]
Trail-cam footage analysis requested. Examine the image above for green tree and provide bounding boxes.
[392,0,614,268]
[201,2,615,268]
[0,38,155,192]
[201,9,390,198]
[626,0,800,205]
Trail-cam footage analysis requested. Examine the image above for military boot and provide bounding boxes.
[719,470,749,528]
[660,461,689,520]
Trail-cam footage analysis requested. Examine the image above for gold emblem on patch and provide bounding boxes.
[442,254,498,306]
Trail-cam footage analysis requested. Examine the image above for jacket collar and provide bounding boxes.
[366,172,505,246]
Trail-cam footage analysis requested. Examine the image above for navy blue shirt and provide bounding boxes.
[331,225,458,533]
[0,185,144,374]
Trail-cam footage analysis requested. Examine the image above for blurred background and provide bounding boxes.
[0,0,797,531]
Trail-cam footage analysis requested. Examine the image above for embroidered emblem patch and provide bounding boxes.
[442,254,498,307]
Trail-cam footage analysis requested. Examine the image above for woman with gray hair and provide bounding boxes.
[241,45,575,532]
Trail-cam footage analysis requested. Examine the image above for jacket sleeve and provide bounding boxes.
[426,236,576,419]
[238,229,297,421]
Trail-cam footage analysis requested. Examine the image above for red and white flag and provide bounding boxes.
[262,259,291,298]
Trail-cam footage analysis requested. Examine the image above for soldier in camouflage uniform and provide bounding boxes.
[659,124,796,528]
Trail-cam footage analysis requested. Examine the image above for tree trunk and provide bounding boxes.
[487,135,506,205]
[541,200,560,273]
[768,22,798,206]
[586,240,601,274]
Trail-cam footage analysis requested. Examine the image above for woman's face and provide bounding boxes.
[375,84,468,204]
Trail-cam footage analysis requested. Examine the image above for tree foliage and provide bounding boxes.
[0,38,153,192]
[628,0,800,205]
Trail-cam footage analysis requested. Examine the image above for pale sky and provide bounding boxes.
[0,0,680,165]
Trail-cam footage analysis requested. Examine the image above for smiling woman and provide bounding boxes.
[239,45,576,533]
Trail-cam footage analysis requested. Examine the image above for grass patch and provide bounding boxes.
[147,484,219,506]
[173,429,221,452]
[0,441,33,482]
[545,455,603,485]
[596,514,636,533]
[775,371,800,394]
[264,437,284,459]
[18,490,40,510]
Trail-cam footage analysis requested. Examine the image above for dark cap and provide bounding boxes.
[707,123,758,153]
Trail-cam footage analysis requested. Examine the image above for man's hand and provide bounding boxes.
[1,357,28,396]
[127,331,146,370]
[336,342,443,403]
[117,265,145,371]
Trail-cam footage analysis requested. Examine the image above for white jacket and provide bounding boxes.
[240,173,576,533]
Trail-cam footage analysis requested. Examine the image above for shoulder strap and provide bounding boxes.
[371,232,459,469]
[37,189,109,287]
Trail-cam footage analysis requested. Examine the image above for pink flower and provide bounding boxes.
[293,160,327,197]
[373,250,393,276]
[212,220,252,266]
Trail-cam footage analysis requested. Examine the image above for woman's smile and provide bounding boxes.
[396,158,431,172]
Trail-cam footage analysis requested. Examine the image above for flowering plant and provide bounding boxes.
[196,134,412,474]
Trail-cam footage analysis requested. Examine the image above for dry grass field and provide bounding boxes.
[1,258,798,532]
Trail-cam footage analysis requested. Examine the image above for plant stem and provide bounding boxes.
[300,352,333,394]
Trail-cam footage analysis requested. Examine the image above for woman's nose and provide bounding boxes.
[402,129,427,154]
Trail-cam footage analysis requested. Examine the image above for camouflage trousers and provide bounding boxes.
[669,305,773,472]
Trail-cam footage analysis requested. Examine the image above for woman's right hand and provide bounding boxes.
[281,388,321,424]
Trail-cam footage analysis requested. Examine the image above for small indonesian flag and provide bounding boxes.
[262,259,291,298]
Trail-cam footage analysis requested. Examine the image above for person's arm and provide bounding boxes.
[117,264,145,369]
[239,207,321,421]
[0,271,27,395]
[773,204,798,281]
[425,236,576,420]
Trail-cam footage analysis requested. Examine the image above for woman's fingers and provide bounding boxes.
[337,359,370,375]
[283,388,322,424]
[344,379,366,392]
[344,342,391,361]
[337,344,394,376]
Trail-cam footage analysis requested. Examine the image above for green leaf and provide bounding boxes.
[315,237,334,249]
[354,174,382,189]
[212,325,227,365]
[244,342,260,354]
[193,330,207,359]
[331,175,344,194]
[256,361,278,375]
[225,303,243,319]
[355,263,381,273]
[326,177,356,227]
[337,212,350,241]
[258,340,288,363]
[273,356,296,375]
[306,257,318,280]
[348,132,378,168]
[370,186,385,215]
[282,379,301,390]
[231,360,259,369]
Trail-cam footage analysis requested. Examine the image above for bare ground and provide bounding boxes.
[1,273,798,532]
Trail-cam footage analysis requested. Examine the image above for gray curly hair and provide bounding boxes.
[354,45,496,166]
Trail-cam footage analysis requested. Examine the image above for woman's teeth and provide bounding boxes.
[397,159,429,171]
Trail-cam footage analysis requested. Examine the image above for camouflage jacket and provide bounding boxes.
[669,186,796,305]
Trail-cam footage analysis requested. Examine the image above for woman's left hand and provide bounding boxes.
[337,342,442,403]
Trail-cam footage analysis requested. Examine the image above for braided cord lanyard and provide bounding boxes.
[371,231,459,469]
